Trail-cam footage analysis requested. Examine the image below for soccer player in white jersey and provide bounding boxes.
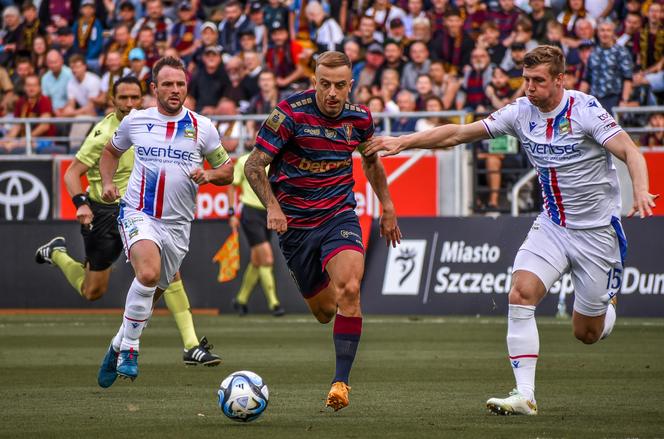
[363,45,658,415]
[98,56,233,382]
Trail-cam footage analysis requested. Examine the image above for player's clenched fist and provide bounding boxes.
[267,204,287,234]
[101,183,120,203]
[190,168,210,185]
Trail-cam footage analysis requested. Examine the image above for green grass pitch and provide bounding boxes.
[1,314,663,439]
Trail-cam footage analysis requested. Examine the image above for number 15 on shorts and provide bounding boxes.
[606,267,622,298]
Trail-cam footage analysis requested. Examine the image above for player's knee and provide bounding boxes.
[336,279,360,303]
[82,284,107,301]
[508,284,533,305]
[136,268,159,287]
[261,254,274,266]
[313,309,335,324]
[574,327,602,345]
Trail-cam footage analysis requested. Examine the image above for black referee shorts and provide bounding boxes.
[240,204,272,247]
[80,199,124,271]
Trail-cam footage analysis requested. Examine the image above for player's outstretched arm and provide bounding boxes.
[604,131,659,218]
[245,149,287,234]
[362,153,402,247]
[362,120,490,157]
[99,141,123,203]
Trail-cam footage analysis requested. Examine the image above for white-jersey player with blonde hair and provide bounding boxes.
[98,56,233,382]
[363,45,658,415]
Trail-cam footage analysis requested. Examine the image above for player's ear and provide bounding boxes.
[311,75,317,88]
[150,80,157,95]
[349,78,354,91]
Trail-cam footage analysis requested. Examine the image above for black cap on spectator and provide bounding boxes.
[269,20,287,32]
[119,0,135,10]
[511,42,526,51]
[390,18,404,28]
[367,43,384,55]
[250,1,262,12]
[204,45,223,55]
[56,26,74,36]
[579,39,595,49]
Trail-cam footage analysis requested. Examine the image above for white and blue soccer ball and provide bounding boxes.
[217,370,269,422]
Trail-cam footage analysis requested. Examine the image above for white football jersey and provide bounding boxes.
[482,90,623,229]
[112,106,229,223]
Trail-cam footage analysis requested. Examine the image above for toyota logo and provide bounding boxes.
[0,170,49,220]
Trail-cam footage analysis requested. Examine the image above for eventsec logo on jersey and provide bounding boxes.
[136,145,196,162]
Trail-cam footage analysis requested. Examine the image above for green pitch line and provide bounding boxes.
[0,315,662,439]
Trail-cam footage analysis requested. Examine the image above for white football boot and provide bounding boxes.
[486,389,538,416]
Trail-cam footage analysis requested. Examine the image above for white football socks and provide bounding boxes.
[601,303,617,340]
[120,278,156,352]
[111,321,124,352]
[507,304,539,402]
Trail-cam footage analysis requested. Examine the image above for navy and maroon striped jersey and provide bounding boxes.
[255,89,374,229]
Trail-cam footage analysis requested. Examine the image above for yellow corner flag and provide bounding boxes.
[212,231,240,283]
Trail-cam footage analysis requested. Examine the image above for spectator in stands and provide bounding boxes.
[9,58,34,104]
[404,0,426,38]
[247,69,282,117]
[218,0,254,56]
[460,47,492,112]
[477,21,507,66]
[222,56,250,106]
[414,74,435,110]
[0,74,56,154]
[103,24,135,69]
[427,0,451,37]
[188,22,220,73]
[366,0,407,36]
[136,26,161,68]
[343,39,365,86]
[73,0,105,73]
[415,95,446,131]
[638,2,664,73]
[216,98,241,153]
[463,0,489,41]
[131,0,173,50]
[169,3,201,64]
[431,8,475,75]
[381,41,407,78]
[401,41,431,92]
[356,43,385,91]
[564,17,596,51]
[356,15,385,54]
[489,0,523,42]
[31,35,50,77]
[564,64,578,90]
[570,39,594,88]
[643,113,664,147]
[500,17,539,71]
[558,0,593,37]
[528,0,556,43]
[239,28,259,55]
[189,45,230,114]
[367,95,386,133]
[504,42,526,96]
[428,60,459,109]
[114,0,138,31]
[485,66,513,110]
[240,51,263,98]
[98,51,130,108]
[264,0,289,36]
[0,66,14,116]
[247,2,268,53]
[306,1,344,53]
[542,18,564,48]
[617,12,642,63]
[265,21,306,91]
[0,6,21,67]
[18,2,46,54]
[42,49,73,116]
[127,48,151,94]
[386,18,411,50]
[585,0,614,21]
[52,27,80,65]
[39,0,75,29]
[392,90,418,132]
[377,68,401,113]
[61,54,101,117]
[411,16,433,48]
[581,20,634,111]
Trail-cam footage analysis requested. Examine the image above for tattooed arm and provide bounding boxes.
[245,148,288,233]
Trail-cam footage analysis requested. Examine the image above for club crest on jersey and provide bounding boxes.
[266,108,287,132]
[324,128,337,139]
[559,118,570,135]
[343,123,353,143]
[184,123,196,139]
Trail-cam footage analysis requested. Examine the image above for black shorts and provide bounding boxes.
[240,205,272,247]
[81,200,124,271]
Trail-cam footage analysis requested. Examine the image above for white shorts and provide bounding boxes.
[118,207,191,290]
[513,213,627,317]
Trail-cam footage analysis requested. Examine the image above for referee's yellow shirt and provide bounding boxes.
[233,152,266,210]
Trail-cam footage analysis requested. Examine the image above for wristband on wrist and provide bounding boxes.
[72,193,90,209]
[228,207,235,217]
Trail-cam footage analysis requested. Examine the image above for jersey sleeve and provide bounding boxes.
[254,100,295,157]
[75,120,106,167]
[581,99,623,146]
[359,107,375,142]
[110,110,135,152]
[481,102,519,138]
[199,118,230,168]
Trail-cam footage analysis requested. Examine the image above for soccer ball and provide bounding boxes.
[217,370,269,422]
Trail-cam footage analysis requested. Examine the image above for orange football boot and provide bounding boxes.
[325,382,351,411]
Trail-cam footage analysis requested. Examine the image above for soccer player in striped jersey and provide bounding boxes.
[35,77,223,382]
[363,45,657,415]
[98,57,233,383]
[246,51,402,411]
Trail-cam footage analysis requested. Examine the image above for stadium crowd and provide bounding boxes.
[0,0,662,207]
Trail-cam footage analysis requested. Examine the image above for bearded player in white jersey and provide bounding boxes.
[98,57,233,382]
[363,46,658,415]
